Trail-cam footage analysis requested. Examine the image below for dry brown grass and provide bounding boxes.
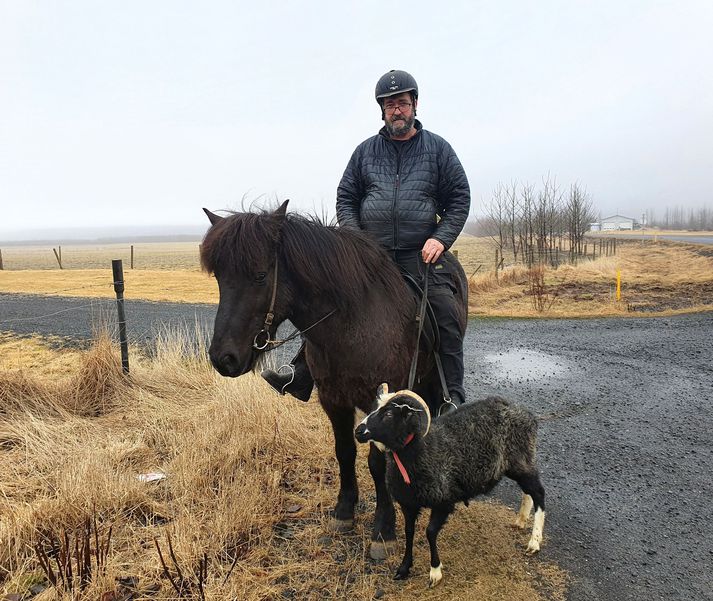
[2,236,711,317]
[0,269,219,304]
[0,332,567,600]
[468,240,713,317]
[0,242,203,271]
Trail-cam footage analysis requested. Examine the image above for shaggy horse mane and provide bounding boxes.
[201,209,409,312]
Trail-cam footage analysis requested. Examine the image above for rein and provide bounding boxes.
[252,254,336,352]
[407,263,458,416]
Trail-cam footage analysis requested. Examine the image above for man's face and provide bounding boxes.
[382,92,417,137]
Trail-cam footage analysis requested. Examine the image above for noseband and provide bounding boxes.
[252,254,335,352]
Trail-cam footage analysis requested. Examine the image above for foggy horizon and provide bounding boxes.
[1,2,711,237]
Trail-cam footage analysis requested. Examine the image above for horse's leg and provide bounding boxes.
[367,443,396,559]
[324,404,358,531]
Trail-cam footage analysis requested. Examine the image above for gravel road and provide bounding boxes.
[1,292,712,601]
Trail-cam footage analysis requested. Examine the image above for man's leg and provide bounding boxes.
[428,287,466,410]
[261,343,314,401]
[393,251,466,411]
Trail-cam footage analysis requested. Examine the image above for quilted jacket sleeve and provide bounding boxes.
[433,142,470,250]
[336,147,364,230]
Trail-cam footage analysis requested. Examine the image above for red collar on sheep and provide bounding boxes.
[393,433,415,484]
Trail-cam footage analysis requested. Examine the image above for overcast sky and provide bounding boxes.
[1,1,711,239]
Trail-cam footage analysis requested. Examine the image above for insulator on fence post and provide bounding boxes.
[112,259,130,375]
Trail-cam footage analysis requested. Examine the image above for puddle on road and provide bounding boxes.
[482,348,571,383]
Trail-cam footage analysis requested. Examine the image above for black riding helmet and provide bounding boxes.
[375,70,418,119]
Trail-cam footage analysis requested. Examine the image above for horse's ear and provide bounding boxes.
[376,383,389,399]
[274,199,289,218]
[203,208,223,225]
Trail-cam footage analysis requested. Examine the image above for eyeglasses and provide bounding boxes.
[383,101,413,114]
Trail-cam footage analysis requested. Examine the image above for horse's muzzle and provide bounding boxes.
[210,350,250,378]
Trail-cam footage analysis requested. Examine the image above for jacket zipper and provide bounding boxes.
[392,145,401,249]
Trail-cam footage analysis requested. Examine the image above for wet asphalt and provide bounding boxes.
[1,292,711,601]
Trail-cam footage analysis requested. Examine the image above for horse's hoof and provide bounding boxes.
[369,540,397,560]
[327,517,354,532]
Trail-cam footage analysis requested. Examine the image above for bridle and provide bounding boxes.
[252,254,336,352]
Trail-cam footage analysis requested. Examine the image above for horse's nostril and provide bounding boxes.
[220,353,237,369]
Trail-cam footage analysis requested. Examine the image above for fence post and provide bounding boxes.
[52,247,63,269]
[494,248,499,281]
[0,249,3,270]
[130,245,134,269]
[112,259,130,375]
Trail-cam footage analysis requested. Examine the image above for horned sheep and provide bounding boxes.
[354,384,546,587]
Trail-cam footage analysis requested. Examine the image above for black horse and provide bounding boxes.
[200,201,468,558]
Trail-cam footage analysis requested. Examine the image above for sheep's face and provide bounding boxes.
[354,384,430,451]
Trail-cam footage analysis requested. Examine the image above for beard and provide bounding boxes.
[385,113,415,137]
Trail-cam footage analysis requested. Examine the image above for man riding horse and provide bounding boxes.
[262,69,471,412]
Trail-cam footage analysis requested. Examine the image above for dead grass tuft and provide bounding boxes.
[0,331,567,600]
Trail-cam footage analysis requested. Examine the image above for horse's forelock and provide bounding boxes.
[200,211,282,275]
[200,209,408,312]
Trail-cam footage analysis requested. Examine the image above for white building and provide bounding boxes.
[600,215,639,231]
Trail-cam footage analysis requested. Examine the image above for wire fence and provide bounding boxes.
[0,242,203,271]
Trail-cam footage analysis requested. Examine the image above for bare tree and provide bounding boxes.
[566,183,595,258]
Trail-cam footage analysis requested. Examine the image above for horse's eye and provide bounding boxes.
[255,272,267,285]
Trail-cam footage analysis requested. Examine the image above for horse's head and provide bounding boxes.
[201,201,289,377]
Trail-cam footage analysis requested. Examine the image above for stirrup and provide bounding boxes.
[274,363,296,394]
[438,396,459,416]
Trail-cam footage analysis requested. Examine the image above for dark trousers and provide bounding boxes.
[389,250,465,403]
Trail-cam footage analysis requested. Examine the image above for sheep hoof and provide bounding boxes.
[327,517,354,532]
[393,568,410,581]
[369,540,397,560]
[428,564,443,588]
[525,540,541,555]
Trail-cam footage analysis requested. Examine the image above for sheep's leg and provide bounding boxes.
[367,443,396,559]
[510,470,546,554]
[425,505,452,588]
[324,405,358,531]
[515,494,534,529]
[394,505,420,580]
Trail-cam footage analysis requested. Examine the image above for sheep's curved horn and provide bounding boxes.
[396,390,431,436]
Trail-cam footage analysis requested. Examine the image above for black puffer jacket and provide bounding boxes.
[336,120,470,251]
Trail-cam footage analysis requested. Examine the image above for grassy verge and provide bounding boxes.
[1,238,711,317]
[0,332,567,600]
[467,239,713,317]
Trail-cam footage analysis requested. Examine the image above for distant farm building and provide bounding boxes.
[591,215,640,231]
